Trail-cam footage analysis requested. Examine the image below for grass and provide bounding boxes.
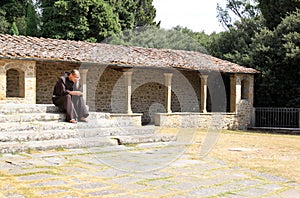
[187,130,300,188]
[55,146,65,152]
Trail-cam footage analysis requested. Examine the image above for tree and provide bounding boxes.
[39,0,121,42]
[217,0,260,30]
[213,0,263,66]
[0,0,27,35]
[105,26,208,53]
[106,0,136,30]
[0,0,27,24]
[0,0,40,36]
[211,14,264,66]
[0,9,10,33]
[10,21,19,35]
[258,0,300,29]
[251,9,300,106]
[106,0,157,29]
[26,0,40,36]
[212,0,300,107]
[39,0,157,41]
[134,0,156,27]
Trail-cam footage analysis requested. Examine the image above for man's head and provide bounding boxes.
[69,69,80,82]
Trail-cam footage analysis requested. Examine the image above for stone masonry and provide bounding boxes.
[1,59,255,129]
[36,61,80,104]
[0,59,36,104]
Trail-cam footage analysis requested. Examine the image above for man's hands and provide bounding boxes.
[70,91,83,96]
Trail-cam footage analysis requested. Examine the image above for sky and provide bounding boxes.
[152,0,227,34]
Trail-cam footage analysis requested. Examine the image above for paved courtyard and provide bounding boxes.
[0,142,299,198]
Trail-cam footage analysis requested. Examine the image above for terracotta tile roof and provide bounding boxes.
[0,34,258,74]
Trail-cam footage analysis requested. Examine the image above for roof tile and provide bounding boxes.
[0,34,258,74]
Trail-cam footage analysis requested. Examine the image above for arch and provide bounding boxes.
[6,68,25,98]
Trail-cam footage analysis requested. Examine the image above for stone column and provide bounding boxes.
[248,75,254,104]
[0,63,6,100]
[24,61,36,104]
[79,69,88,105]
[124,71,133,114]
[230,75,242,113]
[164,73,173,113]
[199,74,208,113]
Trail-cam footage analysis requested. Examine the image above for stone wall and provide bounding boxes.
[34,61,254,128]
[0,59,36,104]
[83,66,201,124]
[36,61,80,104]
[154,99,253,130]
[131,82,181,124]
[236,99,253,129]
[155,113,238,129]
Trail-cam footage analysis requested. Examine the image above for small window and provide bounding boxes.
[6,68,25,98]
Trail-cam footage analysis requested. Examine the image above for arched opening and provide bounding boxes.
[6,68,25,98]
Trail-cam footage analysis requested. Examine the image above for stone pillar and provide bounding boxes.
[248,75,254,104]
[199,74,208,113]
[124,71,133,114]
[251,107,256,127]
[230,75,242,113]
[0,63,6,100]
[24,61,36,104]
[79,69,88,105]
[164,73,173,113]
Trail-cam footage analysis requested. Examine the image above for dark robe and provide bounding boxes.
[52,75,89,122]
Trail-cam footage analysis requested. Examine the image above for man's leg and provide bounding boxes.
[72,96,89,119]
[53,95,75,122]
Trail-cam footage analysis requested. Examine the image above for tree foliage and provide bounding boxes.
[0,0,39,35]
[26,0,40,36]
[0,9,10,33]
[9,22,19,35]
[106,0,136,30]
[258,0,300,29]
[0,0,27,24]
[39,0,121,41]
[213,0,300,107]
[105,26,208,53]
[134,0,156,27]
[217,0,260,30]
[251,10,300,106]
[39,0,157,41]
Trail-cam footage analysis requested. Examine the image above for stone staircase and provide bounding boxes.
[0,104,176,153]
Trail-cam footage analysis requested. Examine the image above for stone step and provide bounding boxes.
[78,126,159,137]
[0,104,60,114]
[0,133,178,154]
[0,126,161,142]
[111,134,178,145]
[0,129,78,142]
[0,121,77,132]
[0,113,65,123]
[0,112,112,125]
[0,137,119,154]
[0,104,94,115]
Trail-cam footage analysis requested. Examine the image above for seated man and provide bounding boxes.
[52,69,89,123]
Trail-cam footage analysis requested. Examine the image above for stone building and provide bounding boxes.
[0,34,259,129]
